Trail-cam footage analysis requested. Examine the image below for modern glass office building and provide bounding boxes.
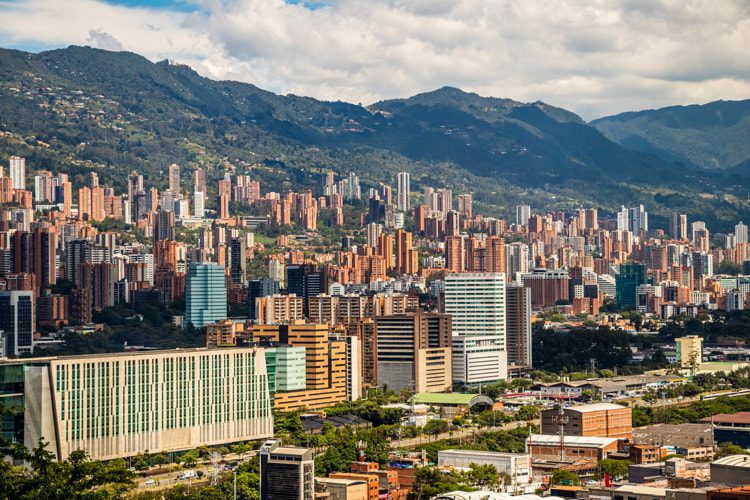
[185,263,227,328]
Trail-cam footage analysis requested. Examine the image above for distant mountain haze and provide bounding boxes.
[593,99,750,173]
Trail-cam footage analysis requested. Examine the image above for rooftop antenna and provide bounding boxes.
[553,404,568,462]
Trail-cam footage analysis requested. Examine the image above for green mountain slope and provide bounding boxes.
[0,45,748,230]
[592,99,750,172]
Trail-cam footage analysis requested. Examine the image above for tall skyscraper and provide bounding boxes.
[260,440,315,500]
[9,156,25,190]
[396,171,410,212]
[516,205,531,227]
[0,290,34,357]
[443,273,507,383]
[168,163,181,193]
[185,263,227,328]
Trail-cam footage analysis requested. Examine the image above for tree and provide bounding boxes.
[597,459,631,480]
[423,419,450,437]
[8,442,136,499]
[467,463,501,490]
[550,469,581,486]
[182,450,199,467]
[516,405,541,421]
[716,442,749,458]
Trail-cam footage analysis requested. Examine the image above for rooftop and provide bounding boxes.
[712,455,750,468]
[0,346,266,365]
[527,434,618,447]
[413,393,477,405]
[567,403,627,413]
[316,477,367,486]
[272,447,311,456]
[700,412,750,425]
[439,449,529,459]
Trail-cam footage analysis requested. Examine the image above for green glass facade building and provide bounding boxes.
[264,346,306,395]
[616,262,647,307]
[185,263,227,328]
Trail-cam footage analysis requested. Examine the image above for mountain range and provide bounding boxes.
[0,45,748,231]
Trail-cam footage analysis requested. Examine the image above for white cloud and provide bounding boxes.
[86,29,124,51]
[0,0,749,119]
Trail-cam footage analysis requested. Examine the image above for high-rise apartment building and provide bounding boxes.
[506,242,530,279]
[395,229,417,275]
[516,205,531,227]
[521,269,570,308]
[618,205,648,233]
[193,190,205,218]
[578,208,598,230]
[375,312,452,392]
[9,156,25,190]
[185,263,227,327]
[735,222,748,245]
[670,213,688,240]
[505,284,532,370]
[458,193,473,219]
[247,278,280,320]
[193,166,206,194]
[0,291,34,357]
[153,209,175,242]
[445,236,465,272]
[168,163,180,193]
[260,440,315,500]
[33,170,55,202]
[443,273,507,383]
[397,171,410,212]
[0,347,272,460]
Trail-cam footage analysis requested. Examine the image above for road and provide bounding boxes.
[132,451,258,493]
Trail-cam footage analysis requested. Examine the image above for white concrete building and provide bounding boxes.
[443,273,507,383]
[16,347,273,460]
[438,449,533,493]
[397,171,410,212]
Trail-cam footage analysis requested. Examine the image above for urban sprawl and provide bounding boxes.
[2,155,750,499]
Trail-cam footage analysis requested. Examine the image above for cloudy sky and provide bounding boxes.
[1,0,749,119]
